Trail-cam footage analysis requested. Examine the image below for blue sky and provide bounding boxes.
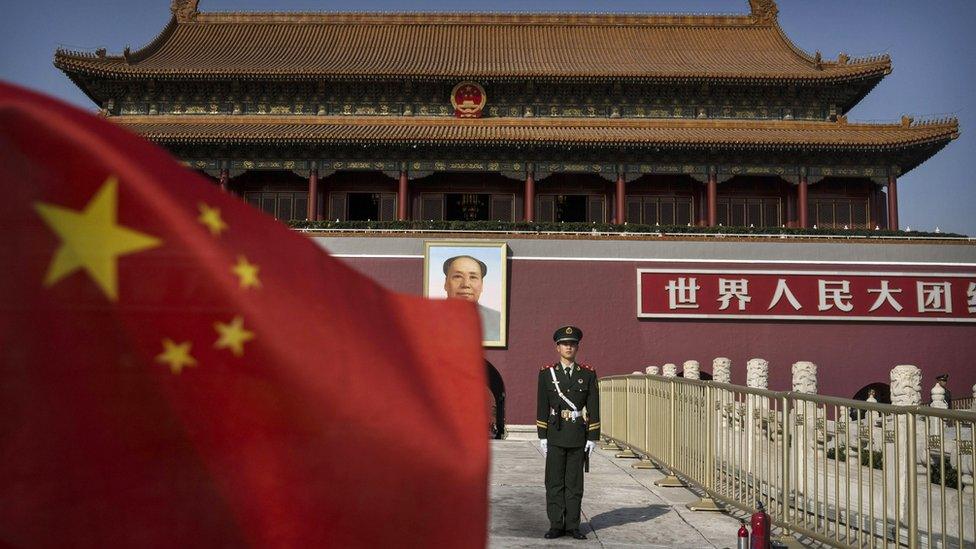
[2,1,973,234]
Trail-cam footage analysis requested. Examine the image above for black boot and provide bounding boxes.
[544,528,564,539]
[569,528,587,540]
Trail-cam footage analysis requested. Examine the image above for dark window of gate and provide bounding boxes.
[557,195,587,222]
[245,191,309,221]
[626,196,693,225]
[810,198,869,229]
[536,194,605,223]
[343,192,397,221]
[445,193,491,221]
[421,193,514,221]
[716,197,781,227]
[348,193,380,221]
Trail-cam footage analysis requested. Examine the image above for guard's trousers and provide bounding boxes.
[545,444,585,530]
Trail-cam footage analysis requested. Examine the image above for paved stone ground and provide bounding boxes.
[489,439,744,548]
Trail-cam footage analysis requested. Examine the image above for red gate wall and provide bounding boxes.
[338,255,976,425]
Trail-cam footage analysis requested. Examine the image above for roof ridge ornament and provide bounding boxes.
[171,0,200,23]
[748,0,778,23]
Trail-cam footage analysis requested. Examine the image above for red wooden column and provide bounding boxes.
[697,183,707,226]
[706,169,718,227]
[615,171,626,224]
[785,184,796,228]
[870,183,880,228]
[887,174,899,230]
[798,169,809,229]
[397,168,409,221]
[524,168,535,222]
[306,166,319,221]
[218,168,229,193]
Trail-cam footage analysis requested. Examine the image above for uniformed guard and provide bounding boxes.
[936,373,952,408]
[537,325,600,540]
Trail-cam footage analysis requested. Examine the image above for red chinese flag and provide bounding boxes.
[0,81,488,547]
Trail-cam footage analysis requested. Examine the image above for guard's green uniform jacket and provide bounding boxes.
[536,362,601,447]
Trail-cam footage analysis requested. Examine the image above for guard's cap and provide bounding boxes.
[554,325,582,343]
[936,373,949,382]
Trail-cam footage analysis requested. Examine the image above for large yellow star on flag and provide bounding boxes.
[34,176,162,301]
[156,338,197,374]
[197,202,228,236]
[214,315,255,357]
[232,255,261,289]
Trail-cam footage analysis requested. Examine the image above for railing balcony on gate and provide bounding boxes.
[599,374,976,549]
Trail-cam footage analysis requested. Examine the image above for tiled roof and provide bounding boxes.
[116,115,957,151]
[54,11,890,83]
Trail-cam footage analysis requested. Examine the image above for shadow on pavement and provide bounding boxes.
[587,504,670,531]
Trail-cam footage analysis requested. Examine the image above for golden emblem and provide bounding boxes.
[450,82,486,118]
[565,327,572,334]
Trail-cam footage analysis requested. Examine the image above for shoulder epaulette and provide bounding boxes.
[541,363,556,371]
[579,363,595,372]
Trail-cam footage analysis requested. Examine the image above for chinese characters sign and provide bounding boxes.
[637,269,976,322]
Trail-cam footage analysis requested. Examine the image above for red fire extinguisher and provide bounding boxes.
[737,520,749,549]
[750,500,771,549]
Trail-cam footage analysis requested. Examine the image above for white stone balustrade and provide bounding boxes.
[891,364,923,520]
[712,357,731,384]
[746,358,768,389]
[931,384,949,409]
[791,361,818,498]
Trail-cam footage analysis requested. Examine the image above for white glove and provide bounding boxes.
[585,441,596,454]
[540,439,548,456]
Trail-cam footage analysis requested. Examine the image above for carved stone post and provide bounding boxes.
[965,382,976,492]
[866,388,882,428]
[746,358,769,390]
[682,360,700,380]
[791,361,817,394]
[929,382,948,435]
[931,383,948,410]
[644,366,659,375]
[662,363,677,378]
[745,358,769,471]
[891,364,922,522]
[712,357,732,431]
[792,361,817,498]
[712,357,731,384]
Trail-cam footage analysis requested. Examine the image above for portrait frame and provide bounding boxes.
[423,240,508,348]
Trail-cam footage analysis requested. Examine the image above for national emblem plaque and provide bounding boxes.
[451,82,486,118]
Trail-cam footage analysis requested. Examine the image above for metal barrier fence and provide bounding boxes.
[600,375,976,548]
[952,397,975,412]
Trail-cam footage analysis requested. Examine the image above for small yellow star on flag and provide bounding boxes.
[197,203,228,236]
[214,316,255,357]
[34,176,162,301]
[232,255,261,289]
[156,338,197,374]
